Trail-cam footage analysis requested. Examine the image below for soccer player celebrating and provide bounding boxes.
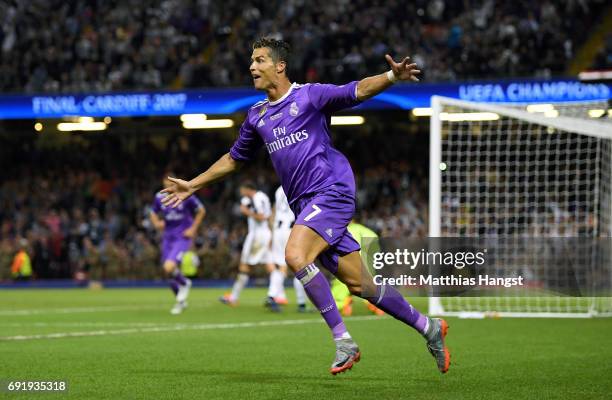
[220,181,272,307]
[161,38,450,374]
[150,175,206,314]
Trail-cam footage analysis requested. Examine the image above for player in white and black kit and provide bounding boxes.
[265,186,308,312]
[220,181,272,305]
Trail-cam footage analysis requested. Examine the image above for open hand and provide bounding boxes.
[161,177,194,208]
[385,54,421,82]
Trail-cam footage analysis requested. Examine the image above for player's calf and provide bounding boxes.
[335,251,450,373]
[163,260,192,310]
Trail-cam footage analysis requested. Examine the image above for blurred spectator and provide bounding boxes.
[10,238,32,281]
[591,34,612,70]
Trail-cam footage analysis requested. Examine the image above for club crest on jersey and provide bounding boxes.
[289,102,299,116]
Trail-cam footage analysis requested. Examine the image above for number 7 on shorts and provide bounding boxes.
[304,204,321,221]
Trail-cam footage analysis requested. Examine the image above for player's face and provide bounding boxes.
[250,47,279,90]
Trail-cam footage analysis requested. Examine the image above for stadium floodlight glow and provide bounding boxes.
[182,119,234,129]
[439,112,500,122]
[578,70,612,81]
[587,109,607,118]
[34,123,43,132]
[180,114,207,123]
[330,116,365,125]
[526,104,555,113]
[57,121,108,132]
[412,107,433,117]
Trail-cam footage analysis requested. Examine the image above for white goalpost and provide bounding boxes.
[429,96,612,318]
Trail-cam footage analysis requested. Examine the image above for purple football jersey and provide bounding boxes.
[229,82,361,205]
[152,193,203,239]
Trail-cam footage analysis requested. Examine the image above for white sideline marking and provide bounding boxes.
[0,316,382,341]
[0,322,167,328]
[0,305,163,316]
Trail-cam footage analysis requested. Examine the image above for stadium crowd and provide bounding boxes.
[0,127,428,281]
[1,0,609,281]
[0,0,608,93]
[592,33,612,70]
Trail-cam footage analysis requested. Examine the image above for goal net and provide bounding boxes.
[429,96,612,318]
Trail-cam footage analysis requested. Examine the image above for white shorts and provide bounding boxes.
[240,229,271,265]
[268,228,291,266]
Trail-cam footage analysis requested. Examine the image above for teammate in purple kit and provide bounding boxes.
[150,175,206,315]
[161,38,450,374]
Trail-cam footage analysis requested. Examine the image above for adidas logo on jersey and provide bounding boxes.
[325,228,333,237]
[257,119,265,127]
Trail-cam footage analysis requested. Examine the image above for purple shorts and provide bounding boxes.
[161,236,191,264]
[292,190,360,274]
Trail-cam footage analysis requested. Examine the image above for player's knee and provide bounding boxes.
[339,273,369,297]
[347,285,362,296]
[162,261,176,274]
[284,248,309,271]
[238,264,250,274]
[346,282,362,296]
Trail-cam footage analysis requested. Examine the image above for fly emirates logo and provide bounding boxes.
[264,126,309,154]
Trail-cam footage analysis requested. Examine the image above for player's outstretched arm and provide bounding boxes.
[356,54,421,101]
[162,153,242,207]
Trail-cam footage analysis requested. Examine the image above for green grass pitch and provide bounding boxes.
[0,288,611,399]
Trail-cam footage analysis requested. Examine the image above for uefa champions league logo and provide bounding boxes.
[290,102,299,116]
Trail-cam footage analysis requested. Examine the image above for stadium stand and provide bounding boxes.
[0,126,428,280]
[0,0,609,281]
[0,0,608,93]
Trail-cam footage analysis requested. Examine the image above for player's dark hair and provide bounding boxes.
[240,181,257,190]
[252,37,291,68]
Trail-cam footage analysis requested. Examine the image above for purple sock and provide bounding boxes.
[172,269,187,286]
[169,280,179,296]
[369,285,428,334]
[296,264,348,339]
